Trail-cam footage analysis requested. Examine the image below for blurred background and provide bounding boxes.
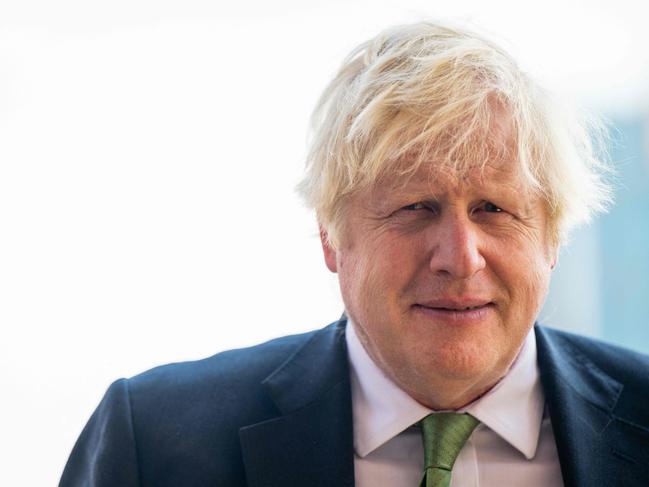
[0,0,647,484]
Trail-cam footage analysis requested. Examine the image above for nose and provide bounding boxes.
[427,212,486,279]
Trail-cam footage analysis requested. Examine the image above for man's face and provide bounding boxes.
[322,160,557,409]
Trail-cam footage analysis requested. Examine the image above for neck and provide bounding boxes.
[407,377,504,411]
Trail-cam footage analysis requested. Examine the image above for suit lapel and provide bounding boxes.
[239,319,355,487]
[535,326,649,486]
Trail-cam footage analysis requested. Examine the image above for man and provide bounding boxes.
[60,22,649,486]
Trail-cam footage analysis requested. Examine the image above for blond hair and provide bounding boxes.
[297,22,612,246]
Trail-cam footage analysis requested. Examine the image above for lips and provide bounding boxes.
[415,299,494,310]
[412,299,495,323]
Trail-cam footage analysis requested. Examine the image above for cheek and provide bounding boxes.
[338,242,414,312]
[508,247,553,312]
[368,241,425,303]
[337,251,375,310]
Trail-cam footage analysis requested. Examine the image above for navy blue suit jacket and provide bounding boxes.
[60,319,649,486]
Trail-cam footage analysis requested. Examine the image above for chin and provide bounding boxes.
[436,354,493,380]
[418,339,499,382]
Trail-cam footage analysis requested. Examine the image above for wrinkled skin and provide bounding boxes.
[322,162,557,410]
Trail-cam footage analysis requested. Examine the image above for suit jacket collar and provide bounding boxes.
[535,325,649,486]
[238,318,354,487]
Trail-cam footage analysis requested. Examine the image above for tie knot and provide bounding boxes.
[421,413,480,471]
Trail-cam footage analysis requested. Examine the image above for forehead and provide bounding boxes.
[370,158,533,201]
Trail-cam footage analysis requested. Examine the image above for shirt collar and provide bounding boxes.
[345,319,545,460]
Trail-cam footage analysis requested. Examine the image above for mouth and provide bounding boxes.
[412,300,495,322]
[422,304,491,311]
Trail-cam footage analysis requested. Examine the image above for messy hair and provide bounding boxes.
[296,22,612,246]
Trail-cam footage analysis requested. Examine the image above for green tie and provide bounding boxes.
[419,413,480,487]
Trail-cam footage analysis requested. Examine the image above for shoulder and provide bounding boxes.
[536,325,649,421]
[536,325,649,381]
[60,323,345,486]
[106,324,340,482]
[123,326,325,416]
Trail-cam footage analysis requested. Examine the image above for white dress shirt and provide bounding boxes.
[345,319,564,486]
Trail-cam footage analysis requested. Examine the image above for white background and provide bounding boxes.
[1,0,648,485]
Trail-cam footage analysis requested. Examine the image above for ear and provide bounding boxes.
[320,226,338,273]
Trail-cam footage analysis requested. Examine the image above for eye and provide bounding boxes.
[483,202,503,213]
[402,202,428,211]
[399,201,439,214]
[471,201,505,217]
